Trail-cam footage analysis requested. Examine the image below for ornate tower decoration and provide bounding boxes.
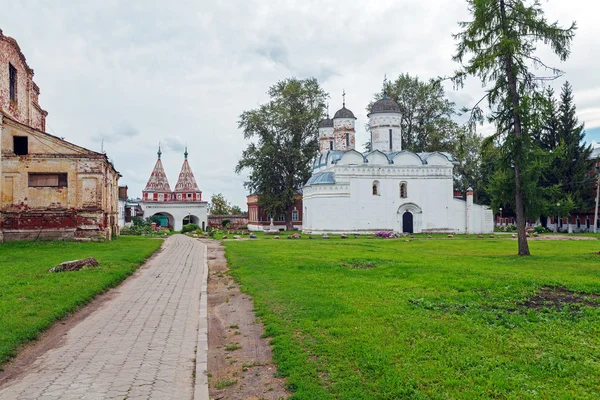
[174,147,202,202]
[318,103,334,153]
[332,90,356,152]
[142,144,173,201]
[368,78,402,153]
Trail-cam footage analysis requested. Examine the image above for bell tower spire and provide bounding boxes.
[157,143,162,159]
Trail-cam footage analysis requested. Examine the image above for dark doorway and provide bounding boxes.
[402,211,413,233]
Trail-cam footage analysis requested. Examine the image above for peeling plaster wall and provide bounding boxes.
[0,117,120,241]
[332,118,355,151]
[0,31,47,132]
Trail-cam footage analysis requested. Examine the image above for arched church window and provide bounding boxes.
[372,181,379,196]
[400,182,408,198]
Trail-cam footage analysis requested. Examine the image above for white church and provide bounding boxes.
[302,94,494,234]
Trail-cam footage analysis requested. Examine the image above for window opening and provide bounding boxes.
[346,133,349,147]
[400,182,408,198]
[9,63,17,102]
[292,210,299,221]
[389,129,393,151]
[14,136,28,155]
[28,173,68,187]
[329,141,333,150]
[372,181,379,196]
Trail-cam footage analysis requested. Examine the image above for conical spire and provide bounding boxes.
[174,150,200,192]
[144,153,172,192]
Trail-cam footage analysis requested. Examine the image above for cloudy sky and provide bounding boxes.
[3,0,599,208]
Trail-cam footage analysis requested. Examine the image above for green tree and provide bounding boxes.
[236,78,327,230]
[453,127,484,200]
[367,73,459,152]
[452,0,576,255]
[230,205,243,215]
[209,193,231,215]
[556,82,595,211]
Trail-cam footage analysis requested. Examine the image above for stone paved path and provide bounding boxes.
[0,235,208,400]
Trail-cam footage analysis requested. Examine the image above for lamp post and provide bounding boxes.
[499,207,503,226]
[594,166,599,233]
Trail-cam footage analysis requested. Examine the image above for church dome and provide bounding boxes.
[369,96,400,115]
[333,106,356,119]
[319,117,334,128]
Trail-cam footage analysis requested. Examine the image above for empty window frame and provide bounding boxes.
[28,173,68,187]
[14,136,28,155]
[400,182,408,198]
[9,63,17,102]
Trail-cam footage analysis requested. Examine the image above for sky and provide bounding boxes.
[2,0,599,209]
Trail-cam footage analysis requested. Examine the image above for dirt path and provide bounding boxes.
[204,239,289,400]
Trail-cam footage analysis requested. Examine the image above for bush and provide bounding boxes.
[182,224,200,233]
[533,225,550,234]
[221,219,231,228]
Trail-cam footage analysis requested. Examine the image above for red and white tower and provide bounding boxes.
[142,145,172,202]
[174,147,202,202]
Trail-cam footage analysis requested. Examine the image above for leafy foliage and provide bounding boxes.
[366,73,460,153]
[452,0,577,255]
[210,193,232,215]
[236,78,327,229]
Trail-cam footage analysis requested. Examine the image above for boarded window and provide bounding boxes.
[29,173,68,187]
[14,136,28,155]
[9,63,17,102]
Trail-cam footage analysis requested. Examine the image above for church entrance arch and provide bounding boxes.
[397,203,422,233]
[151,212,175,229]
[402,211,413,234]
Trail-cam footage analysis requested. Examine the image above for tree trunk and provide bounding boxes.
[500,0,530,256]
[284,207,294,231]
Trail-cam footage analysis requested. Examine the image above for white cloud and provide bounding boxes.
[3,0,600,208]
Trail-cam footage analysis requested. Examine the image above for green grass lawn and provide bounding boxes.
[0,236,163,368]
[224,236,600,399]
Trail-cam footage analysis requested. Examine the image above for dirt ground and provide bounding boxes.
[203,239,289,400]
[527,234,597,241]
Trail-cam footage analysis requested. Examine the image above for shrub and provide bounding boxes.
[221,219,231,228]
[182,224,200,233]
[533,225,550,234]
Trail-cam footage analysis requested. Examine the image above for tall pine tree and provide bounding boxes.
[556,82,594,211]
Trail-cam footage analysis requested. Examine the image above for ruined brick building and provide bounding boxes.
[0,29,120,241]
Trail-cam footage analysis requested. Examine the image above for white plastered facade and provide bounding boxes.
[303,98,493,235]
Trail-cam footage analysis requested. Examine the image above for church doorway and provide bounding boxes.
[402,211,414,234]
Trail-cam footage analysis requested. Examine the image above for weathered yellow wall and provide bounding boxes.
[0,116,120,240]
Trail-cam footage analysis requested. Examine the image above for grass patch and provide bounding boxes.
[0,236,163,368]
[225,237,600,399]
[214,378,237,389]
[225,343,242,351]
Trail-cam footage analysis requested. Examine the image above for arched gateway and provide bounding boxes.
[140,147,208,231]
